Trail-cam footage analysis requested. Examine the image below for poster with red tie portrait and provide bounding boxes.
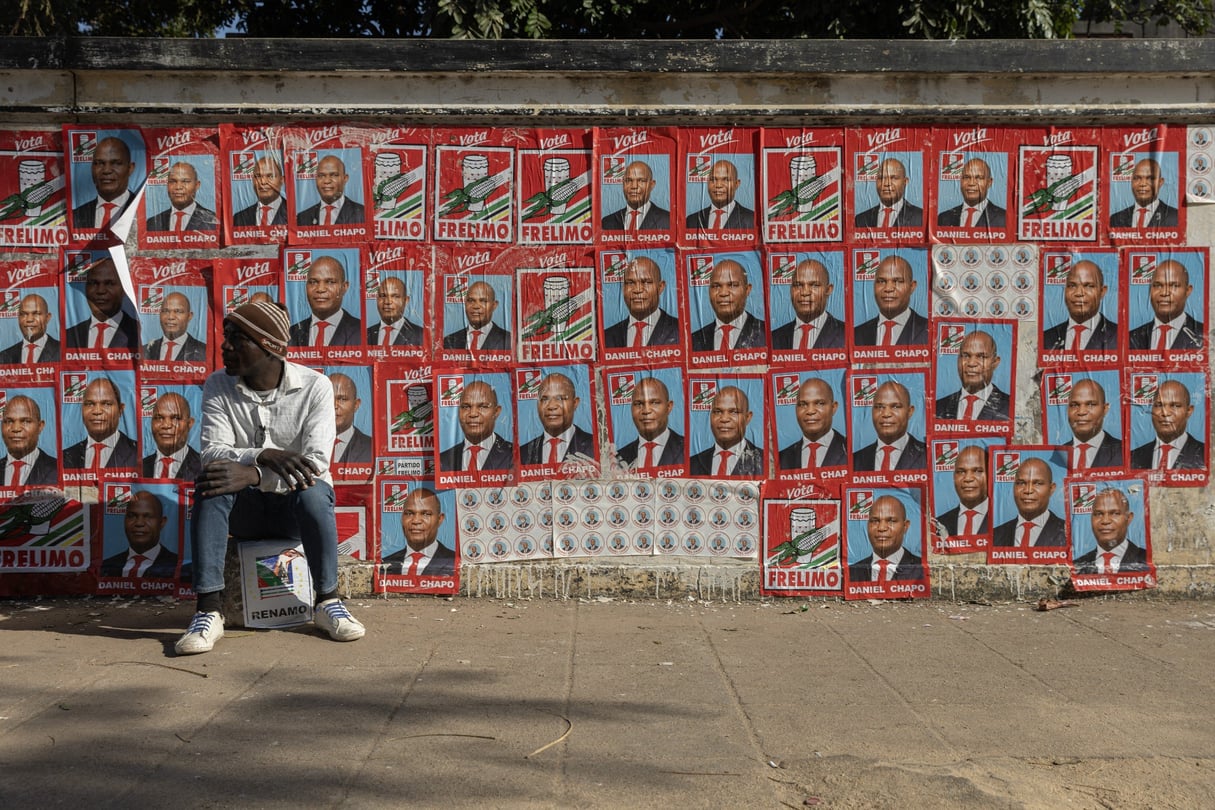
[432,128,515,243]
[374,477,460,595]
[366,126,430,242]
[598,247,684,367]
[517,127,594,246]
[0,128,68,250]
[846,125,929,244]
[594,126,677,248]
[0,257,60,382]
[929,319,1017,439]
[1067,476,1155,592]
[315,364,376,483]
[929,437,1004,555]
[515,364,598,481]
[137,382,203,483]
[282,246,366,363]
[211,256,283,341]
[284,125,373,245]
[59,368,139,485]
[60,248,140,369]
[63,126,147,246]
[766,248,848,366]
[1126,369,1209,488]
[986,446,1072,565]
[1038,248,1123,367]
[434,369,516,489]
[760,481,844,597]
[1042,367,1127,480]
[220,124,289,245]
[848,247,931,365]
[0,380,60,493]
[769,366,849,489]
[603,365,687,478]
[94,481,184,596]
[759,128,844,245]
[364,243,431,362]
[138,127,221,251]
[847,368,929,488]
[678,126,759,248]
[375,361,435,459]
[685,373,766,481]
[434,245,514,368]
[842,485,930,600]
[1104,125,1186,245]
[1123,247,1208,370]
[683,249,768,370]
[1016,128,1103,243]
[515,258,596,366]
[930,126,1015,244]
[130,258,212,381]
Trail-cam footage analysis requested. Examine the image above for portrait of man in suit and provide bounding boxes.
[602,257,679,348]
[383,488,455,576]
[231,155,286,227]
[1042,260,1119,351]
[617,376,684,471]
[855,157,922,228]
[937,157,1006,228]
[0,293,59,364]
[1067,378,1124,471]
[689,385,764,477]
[297,154,365,226]
[934,330,1011,421]
[143,292,207,362]
[100,491,179,578]
[520,373,595,466]
[64,258,140,350]
[1131,380,1206,471]
[1109,158,1178,228]
[690,259,766,352]
[329,373,373,465]
[72,136,137,230]
[1074,488,1149,573]
[992,458,1066,548]
[854,255,928,347]
[936,446,989,537]
[288,256,361,347]
[848,495,924,582]
[685,159,755,230]
[146,162,217,232]
[0,395,57,487]
[367,276,423,347]
[771,259,845,351]
[63,376,138,471]
[778,377,847,471]
[1128,259,1204,350]
[142,392,202,481]
[438,381,513,472]
[854,380,927,472]
[442,280,511,351]
[601,160,670,231]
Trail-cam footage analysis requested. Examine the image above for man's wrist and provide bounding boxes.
[251,464,262,486]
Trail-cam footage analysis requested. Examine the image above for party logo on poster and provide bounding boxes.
[139,386,158,415]
[609,372,636,404]
[388,382,433,451]
[519,148,593,244]
[851,375,878,406]
[1128,252,1157,283]
[853,249,880,281]
[104,484,134,514]
[285,250,311,281]
[438,375,465,406]
[773,374,801,405]
[848,490,874,519]
[601,155,627,183]
[371,144,427,240]
[937,324,966,352]
[1043,251,1073,282]
[1071,483,1098,514]
[994,450,1021,482]
[767,502,841,573]
[0,493,87,573]
[935,441,960,471]
[518,268,596,360]
[1046,373,1073,405]
[70,131,97,162]
[769,253,796,283]
[231,151,257,180]
[601,251,628,283]
[255,549,303,598]
[516,368,544,399]
[434,144,513,242]
[690,379,718,410]
[763,146,843,243]
[1131,373,1160,405]
[138,285,165,314]
[688,254,715,286]
[61,372,88,402]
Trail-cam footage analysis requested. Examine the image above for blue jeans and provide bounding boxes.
[191,481,338,597]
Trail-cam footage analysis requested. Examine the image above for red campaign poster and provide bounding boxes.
[432,127,515,243]
[284,125,373,244]
[130,258,212,381]
[768,366,849,491]
[929,437,1004,556]
[682,248,769,370]
[677,126,759,248]
[929,125,1016,244]
[282,246,366,364]
[94,481,184,596]
[434,369,516,489]
[309,364,376,484]
[602,364,687,478]
[1042,367,1128,480]
[63,125,147,246]
[847,247,931,365]
[220,124,289,245]
[597,248,684,368]
[759,128,844,245]
[594,126,677,248]
[986,446,1071,566]
[766,248,848,366]
[366,126,431,242]
[516,127,594,246]
[375,361,435,459]
[514,364,598,481]
[929,318,1017,440]
[845,125,930,244]
[433,245,514,367]
[374,477,460,594]
[1016,127,1103,243]
[210,257,283,350]
[1038,248,1123,367]
[364,243,431,362]
[842,485,930,600]
[1126,368,1209,488]
[846,367,930,488]
[760,480,844,597]
[1123,247,1207,370]
[334,483,372,562]
[515,254,596,366]
[59,368,139,485]
[0,376,61,491]
[137,381,203,482]
[374,454,435,487]
[60,248,140,369]
[1104,125,1186,245]
[1067,476,1156,592]
[0,258,61,382]
[684,373,767,480]
[0,489,89,597]
[0,128,68,250]
[137,127,221,251]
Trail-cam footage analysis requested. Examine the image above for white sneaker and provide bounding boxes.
[314,599,365,642]
[175,611,224,655]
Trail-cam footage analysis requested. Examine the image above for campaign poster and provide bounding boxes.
[1104,125,1186,244]
[374,454,435,483]
[1042,367,1127,479]
[137,382,202,482]
[759,128,844,244]
[95,481,183,596]
[597,247,684,367]
[678,126,759,247]
[846,125,929,244]
[603,364,687,478]
[932,243,1038,322]
[1016,130,1102,242]
[432,128,514,243]
[929,437,1004,555]
[0,258,60,382]
[376,361,435,458]
[683,249,768,369]
[594,126,677,247]
[1067,477,1155,592]
[284,126,372,244]
[458,483,553,564]
[1123,248,1207,369]
[650,479,758,559]
[0,488,87,585]
[367,126,430,241]
[1038,248,1123,366]
[515,258,597,365]
[1127,369,1209,488]
[374,477,460,595]
[517,127,594,245]
[220,124,289,245]
[930,319,1017,439]
[842,485,930,600]
[364,243,431,362]
[848,247,931,365]
[847,368,929,487]
[59,368,139,484]
[61,248,140,368]
[434,369,515,489]
[760,481,844,597]
[239,539,313,628]
[138,127,221,250]
[929,127,1015,243]
[986,446,1072,566]
[334,483,371,561]
[130,258,211,381]
[211,256,282,337]
[0,128,68,249]
[515,364,598,481]
[434,245,514,367]
[769,366,849,488]
[63,125,147,245]
[316,364,375,483]
[0,380,60,492]
[685,373,766,480]
[766,248,848,365]
[1185,125,1215,204]
[282,246,365,363]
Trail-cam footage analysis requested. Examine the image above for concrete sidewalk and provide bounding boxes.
[2,596,1213,809]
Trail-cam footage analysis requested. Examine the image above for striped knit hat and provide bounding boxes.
[225,300,290,359]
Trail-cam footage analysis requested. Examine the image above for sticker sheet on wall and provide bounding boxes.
[842,485,930,600]
[932,244,1038,322]
[432,127,515,243]
[759,128,844,245]
[220,124,289,245]
[517,128,594,246]
[375,477,460,594]
[366,126,430,241]
[63,125,147,245]
[930,126,1015,244]
[1067,476,1155,592]
[1184,125,1215,204]
[285,125,373,244]
[0,128,67,250]
[458,483,552,564]
[594,126,677,248]
[0,257,61,381]
[1104,125,1186,244]
[138,127,221,251]
[986,446,1071,565]
[929,436,1005,555]
[760,481,843,597]
[94,481,184,596]
[651,478,758,559]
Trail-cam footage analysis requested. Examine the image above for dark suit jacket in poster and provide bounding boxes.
[853,310,929,346]
[1109,202,1178,228]
[853,435,928,472]
[603,310,680,348]
[0,336,60,364]
[685,204,756,230]
[0,452,59,486]
[142,446,203,481]
[289,312,362,347]
[439,435,514,472]
[617,431,686,468]
[1074,541,1149,573]
[1127,314,1204,350]
[64,312,139,350]
[143,334,207,362]
[1072,435,1124,469]
[101,546,180,578]
[855,201,924,228]
[335,428,373,463]
[72,195,136,229]
[297,198,366,226]
[63,432,139,470]
[1130,435,1206,470]
[992,511,1067,548]
[601,205,670,231]
[384,542,456,575]
[778,430,848,470]
[690,312,766,352]
[367,318,424,347]
[146,205,218,232]
[848,551,924,582]
[232,200,287,227]
[935,505,991,537]
[934,386,1012,421]
[520,426,596,465]
[442,323,512,351]
[770,313,846,350]
[936,203,1007,228]
[1042,314,1119,352]
[689,439,764,477]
